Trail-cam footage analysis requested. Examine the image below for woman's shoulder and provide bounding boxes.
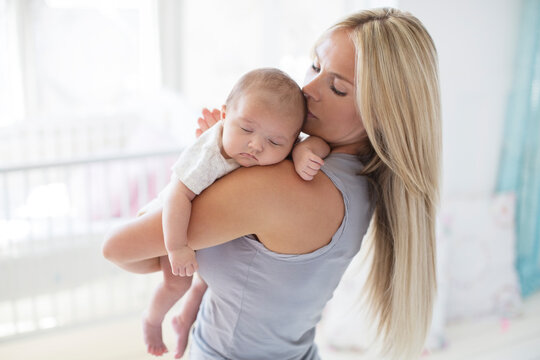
[234,160,342,205]
[230,160,345,254]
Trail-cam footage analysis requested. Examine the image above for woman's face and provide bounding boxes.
[302,29,366,152]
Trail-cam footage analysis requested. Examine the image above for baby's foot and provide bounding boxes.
[142,318,168,356]
[172,315,191,359]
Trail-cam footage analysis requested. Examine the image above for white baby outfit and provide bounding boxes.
[138,121,239,215]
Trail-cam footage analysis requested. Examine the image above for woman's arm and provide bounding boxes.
[187,160,343,254]
[102,160,344,271]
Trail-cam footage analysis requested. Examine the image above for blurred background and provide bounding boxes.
[0,0,538,359]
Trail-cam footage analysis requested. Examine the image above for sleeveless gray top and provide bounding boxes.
[191,153,374,359]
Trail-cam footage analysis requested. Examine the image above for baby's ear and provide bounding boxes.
[221,105,227,120]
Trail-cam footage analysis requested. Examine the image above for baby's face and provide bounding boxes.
[221,92,302,167]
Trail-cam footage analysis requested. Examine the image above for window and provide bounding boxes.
[0,0,161,126]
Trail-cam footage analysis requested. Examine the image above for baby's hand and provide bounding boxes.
[292,147,325,181]
[168,246,198,276]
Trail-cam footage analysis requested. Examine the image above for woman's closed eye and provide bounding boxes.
[311,62,346,96]
[331,85,347,96]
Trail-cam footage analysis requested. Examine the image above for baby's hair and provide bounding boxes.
[225,68,306,124]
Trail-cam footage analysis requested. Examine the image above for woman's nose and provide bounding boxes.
[302,76,320,102]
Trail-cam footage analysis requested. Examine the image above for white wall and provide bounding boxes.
[167,0,522,198]
[176,0,373,108]
[400,0,521,197]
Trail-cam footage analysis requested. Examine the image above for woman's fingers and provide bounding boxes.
[195,107,222,137]
[211,108,221,122]
[197,114,211,132]
[202,108,220,126]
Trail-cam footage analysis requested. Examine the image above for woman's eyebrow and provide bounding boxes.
[332,72,354,86]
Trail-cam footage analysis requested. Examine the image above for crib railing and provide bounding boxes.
[0,115,177,166]
[0,148,181,341]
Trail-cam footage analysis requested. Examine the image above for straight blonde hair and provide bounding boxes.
[329,8,441,359]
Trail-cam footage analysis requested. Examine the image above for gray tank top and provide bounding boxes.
[191,153,374,359]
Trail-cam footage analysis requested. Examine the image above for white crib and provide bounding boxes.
[0,117,185,341]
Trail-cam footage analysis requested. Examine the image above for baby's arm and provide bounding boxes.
[163,180,198,276]
[292,136,331,181]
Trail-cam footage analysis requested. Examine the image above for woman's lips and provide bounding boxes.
[307,111,317,120]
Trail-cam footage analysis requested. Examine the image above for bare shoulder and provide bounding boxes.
[221,160,344,254]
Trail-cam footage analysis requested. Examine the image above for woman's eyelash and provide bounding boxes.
[311,63,346,96]
[331,85,346,96]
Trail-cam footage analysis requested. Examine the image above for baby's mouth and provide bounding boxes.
[240,152,258,161]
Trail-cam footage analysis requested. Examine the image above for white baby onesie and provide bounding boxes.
[171,121,239,194]
[137,121,239,215]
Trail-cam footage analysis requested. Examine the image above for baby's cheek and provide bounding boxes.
[221,139,236,159]
[275,149,291,163]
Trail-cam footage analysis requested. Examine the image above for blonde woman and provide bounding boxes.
[102,7,441,360]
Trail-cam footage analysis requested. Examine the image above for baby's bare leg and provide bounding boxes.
[172,275,208,359]
[144,256,193,356]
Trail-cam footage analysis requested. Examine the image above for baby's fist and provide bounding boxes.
[293,149,324,181]
[169,247,198,277]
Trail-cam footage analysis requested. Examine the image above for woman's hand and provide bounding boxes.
[196,108,222,137]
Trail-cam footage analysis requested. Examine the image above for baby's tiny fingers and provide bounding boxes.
[307,163,321,171]
[309,157,324,166]
[301,171,315,181]
[304,167,318,176]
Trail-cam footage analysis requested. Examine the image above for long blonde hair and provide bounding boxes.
[330,8,441,359]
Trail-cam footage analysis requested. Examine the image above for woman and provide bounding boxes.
[103,7,441,360]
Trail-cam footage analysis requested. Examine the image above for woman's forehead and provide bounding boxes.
[315,29,356,83]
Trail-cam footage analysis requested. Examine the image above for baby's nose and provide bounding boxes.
[248,138,263,152]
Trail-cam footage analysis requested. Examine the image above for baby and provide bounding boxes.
[110,68,330,357]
